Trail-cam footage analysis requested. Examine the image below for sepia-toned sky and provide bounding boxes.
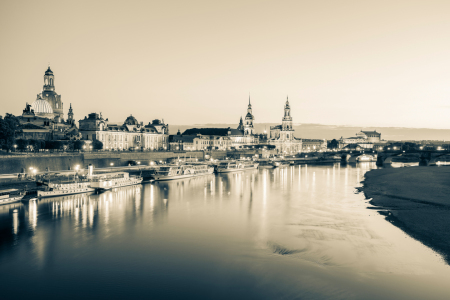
[1,0,450,128]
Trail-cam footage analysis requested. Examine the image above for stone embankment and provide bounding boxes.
[362,166,450,264]
[0,151,209,174]
[0,149,278,174]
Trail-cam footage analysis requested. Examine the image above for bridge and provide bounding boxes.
[328,150,450,166]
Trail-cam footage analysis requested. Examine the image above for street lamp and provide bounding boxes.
[13,144,17,152]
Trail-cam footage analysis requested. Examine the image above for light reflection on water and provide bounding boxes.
[0,163,449,299]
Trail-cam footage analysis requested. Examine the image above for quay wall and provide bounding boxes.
[0,154,84,174]
[0,151,205,174]
[0,149,275,174]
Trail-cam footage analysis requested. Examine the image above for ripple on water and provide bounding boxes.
[268,241,307,256]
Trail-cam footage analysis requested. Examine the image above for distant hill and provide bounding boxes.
[170,123,450,141]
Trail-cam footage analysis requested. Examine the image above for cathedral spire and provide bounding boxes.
[67,103,74,125]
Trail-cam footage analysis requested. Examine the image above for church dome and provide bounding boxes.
[124,115,138,125]
[32,98,53,114]
[45,66,53,75]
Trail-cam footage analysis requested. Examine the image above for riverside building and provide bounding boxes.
[339,130,384,149]
[16,67,79,141]
[79,113,169,151]
[268,97,302,154]
[172,97,259,150]
[169,130,232,151]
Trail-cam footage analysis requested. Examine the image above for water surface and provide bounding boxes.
[0,163,449,299]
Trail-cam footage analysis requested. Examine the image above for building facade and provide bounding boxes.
[16,67,78,140]
[301,139,327,152]
[339,130,383,149]
[181,127,257,150]
[169,131,232,151]
[79,113,169,151]
[268,97,302,154]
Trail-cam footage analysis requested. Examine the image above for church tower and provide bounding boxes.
[244,95,255,135]
[41,66,63,121]
[281,96,294,141]
[43,66,55,92]
[237,116,244,131]
[67,103,74,125]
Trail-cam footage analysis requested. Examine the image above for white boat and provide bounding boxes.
[272,160,289,168]
[152,164,214,181]
[216,160,259,173]
[0,189,25,205]
[257,160,276,169]
[90,172,143,191]
[37,181,94,198]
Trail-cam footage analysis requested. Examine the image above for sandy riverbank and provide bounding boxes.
[362,166,450,264]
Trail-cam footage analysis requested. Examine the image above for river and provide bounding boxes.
[0,163,449,299]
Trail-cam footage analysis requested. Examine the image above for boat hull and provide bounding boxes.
[217,165,258,173]
[216,168,244,173]
[153,171,214,181]
[0,195,24,205]
[258,165,275,169]
[93,178,143,191]
[38,187,95,198]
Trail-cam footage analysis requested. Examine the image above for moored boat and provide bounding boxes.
[257,160,276,168]
[0,189,25,205]
[37,180,94,198]
[272,160,289,168]
[152,164,214,181]
[216,160,259,173]
[90,172,143,191]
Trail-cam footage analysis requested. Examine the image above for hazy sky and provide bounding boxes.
[1,0,450,128]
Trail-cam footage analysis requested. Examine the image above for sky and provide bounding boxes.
[1,0,450,129]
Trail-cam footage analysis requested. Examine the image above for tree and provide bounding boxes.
[93,140,103,150]
[54,141,64,151]
[74,140,85,151]
[16,139,29,151]
[327,139,339,150]
[0,114,22,150]
[66,140,75,152]
[28,139,45,152]
[44,140,64,151]
[44,140,54,150]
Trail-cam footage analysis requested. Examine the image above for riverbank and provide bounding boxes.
[362,166,450,264]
